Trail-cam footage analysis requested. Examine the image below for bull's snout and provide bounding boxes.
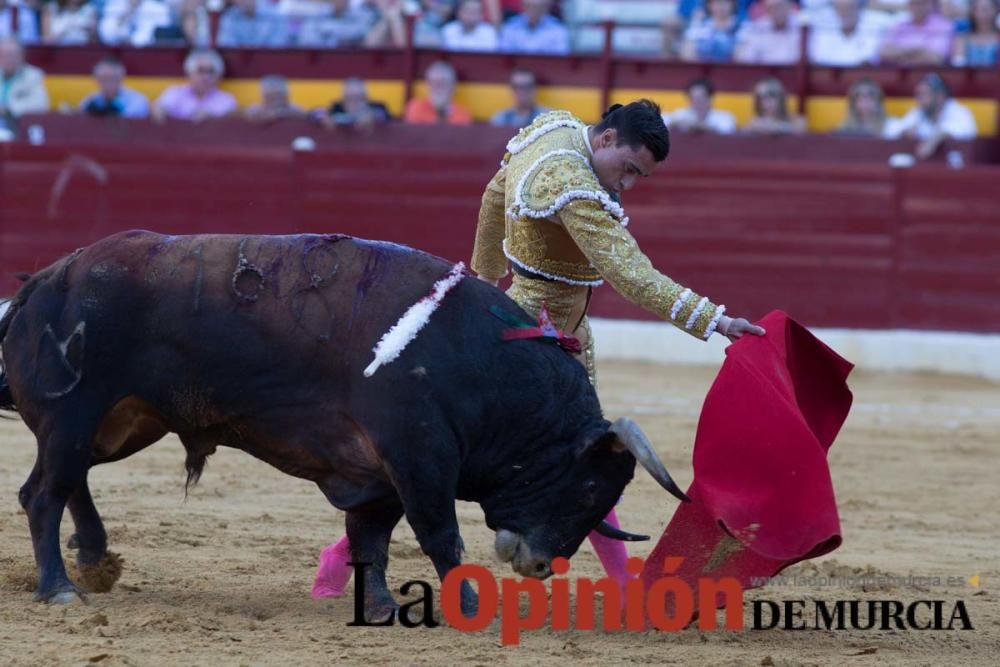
[513,556,552,579]
[495,529,553,578]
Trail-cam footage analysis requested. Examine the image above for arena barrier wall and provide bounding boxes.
[13,114,1000,164]
[2,122,998,377]
[590,319,1000,382]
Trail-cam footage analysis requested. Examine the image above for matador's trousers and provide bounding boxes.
[505,273,597,387]
[506,273,631,596]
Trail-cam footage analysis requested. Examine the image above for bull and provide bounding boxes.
[0,230,687,620]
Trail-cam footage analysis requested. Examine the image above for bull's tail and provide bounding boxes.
[1,297,19,413]
[0,375,12,412]
[0,271,44,413]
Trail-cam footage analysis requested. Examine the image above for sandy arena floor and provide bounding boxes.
[1,361,998,666]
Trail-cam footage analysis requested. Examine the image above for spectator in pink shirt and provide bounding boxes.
[735,0,802,65]
[878,0,955,65]
[152,49,238,122]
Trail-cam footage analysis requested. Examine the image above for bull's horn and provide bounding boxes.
[594,520,649,542]
[610,417,691,503]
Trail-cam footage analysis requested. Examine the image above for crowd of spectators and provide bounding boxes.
[0,0,992,150]
[662,69,976,148]
[0,0,575,53]
[0,38,979,157]
[661,0,1000,66]
[0,0,995,66]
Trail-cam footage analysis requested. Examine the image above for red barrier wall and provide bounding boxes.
[2,125,999,333]
[16,114,1000,164]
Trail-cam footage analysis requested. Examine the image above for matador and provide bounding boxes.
[469,100,765,594]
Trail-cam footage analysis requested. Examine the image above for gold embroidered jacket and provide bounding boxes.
[471,110,726,340]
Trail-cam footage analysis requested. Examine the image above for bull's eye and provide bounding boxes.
[583,480,598,507]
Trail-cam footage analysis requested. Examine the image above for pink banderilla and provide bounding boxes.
[310,535,353,599]
[311,508,633,603]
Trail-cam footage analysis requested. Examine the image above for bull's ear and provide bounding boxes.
[575,430,625,459]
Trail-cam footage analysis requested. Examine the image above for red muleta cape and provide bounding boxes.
[640,310,854,619]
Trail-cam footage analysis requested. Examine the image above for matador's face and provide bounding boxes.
[590,128,661,197]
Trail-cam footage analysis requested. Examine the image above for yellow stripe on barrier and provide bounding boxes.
[613,88,797,128]
[42,76,997,137]
[807,95,996,136]
[415,82,601,123]
[45,75,408,115]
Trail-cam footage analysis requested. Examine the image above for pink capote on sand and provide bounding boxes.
[640,310,854,615]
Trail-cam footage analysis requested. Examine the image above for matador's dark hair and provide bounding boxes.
[594,99,670,162]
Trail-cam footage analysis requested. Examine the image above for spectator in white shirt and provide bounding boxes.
[663,78,737,134]
[42,0,97,44]
[809,0,890,67]
[735,0,802,65]
[442,0,498,51]
[99,0,172,47]
[884,73,977,158]
[0,36,48,128]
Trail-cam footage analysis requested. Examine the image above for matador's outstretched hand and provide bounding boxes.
[718,315,767,343]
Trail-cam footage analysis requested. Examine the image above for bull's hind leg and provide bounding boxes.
[67,481,106,564]
[66,479,122,593]
[21,411,103,603]
[63,397,168,591]
[344,501,404,623]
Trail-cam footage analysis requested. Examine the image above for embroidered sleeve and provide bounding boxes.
[512,150,629,226]
[558,199,726,340]
[471,166,509,281]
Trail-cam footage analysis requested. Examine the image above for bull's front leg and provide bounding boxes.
[395,481,478,618]
[345,502,405,623]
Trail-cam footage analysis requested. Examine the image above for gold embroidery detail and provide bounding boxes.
[472,110,722,342]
